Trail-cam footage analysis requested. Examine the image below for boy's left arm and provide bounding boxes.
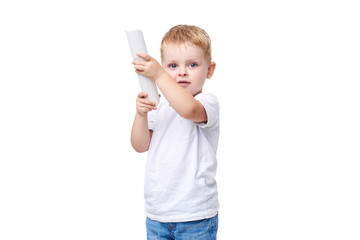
[132,52,207,123]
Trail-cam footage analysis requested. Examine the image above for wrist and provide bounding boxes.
[136,111,148,119]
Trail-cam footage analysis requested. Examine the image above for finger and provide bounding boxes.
[135,69,144,75]
[139,102,156,109]
[136,52,151,61]
[132,59,146,65]
[137,98,156,108]
[138,98,156,107]
[137,94,154,102]
[138,92,148,98]
[138,104,156,113]
[134,65,144,71]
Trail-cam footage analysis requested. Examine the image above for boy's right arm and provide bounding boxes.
[130,92,157,153]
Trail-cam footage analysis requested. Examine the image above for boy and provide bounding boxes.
[131,25,219,239]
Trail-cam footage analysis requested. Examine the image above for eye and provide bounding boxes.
[169,64,177,69]
[189,63,197,68]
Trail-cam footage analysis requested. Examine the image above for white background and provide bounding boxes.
[1,0,359,239]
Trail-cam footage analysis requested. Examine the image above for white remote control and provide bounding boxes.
[126,30,160,106]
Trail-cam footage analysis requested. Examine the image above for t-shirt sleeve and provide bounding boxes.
[195,93,220,129]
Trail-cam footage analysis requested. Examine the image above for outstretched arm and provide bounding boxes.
[133,52,208,123]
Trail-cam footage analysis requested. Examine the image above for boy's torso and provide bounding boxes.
[144,93,220,222]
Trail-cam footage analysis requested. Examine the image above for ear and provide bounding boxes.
[206,62,216,79]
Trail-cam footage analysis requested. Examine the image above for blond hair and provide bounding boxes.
[161,25,212,64]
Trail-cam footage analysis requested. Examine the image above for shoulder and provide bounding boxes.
[195,92,219,102]
[194,92,220,129]
[195,92,219,112]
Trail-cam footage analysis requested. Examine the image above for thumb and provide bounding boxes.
[138,91,148,98]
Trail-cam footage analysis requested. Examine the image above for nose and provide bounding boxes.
[178,66,188,77]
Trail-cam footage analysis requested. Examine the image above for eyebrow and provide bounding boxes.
[165,59,178,63]
[165,57,201,63]
[187,58,200,62]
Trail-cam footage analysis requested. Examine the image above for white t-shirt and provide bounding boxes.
[145,92,220,222]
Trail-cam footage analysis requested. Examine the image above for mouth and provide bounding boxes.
[177,80,191,87]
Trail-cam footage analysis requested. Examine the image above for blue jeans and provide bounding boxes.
[146,214,218,240]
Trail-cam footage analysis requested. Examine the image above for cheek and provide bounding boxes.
[165,69,177,80]
[194,70,208,81]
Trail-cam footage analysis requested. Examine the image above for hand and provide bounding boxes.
[132,52,165,82]
[136,92,157,117]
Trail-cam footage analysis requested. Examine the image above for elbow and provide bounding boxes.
[131,137,149,153]
[181,107,196,121]
[131,142,149,153]
[130,130,152,153]
[180,101,205,122]
[178,101,197,120]
[134,148,148,153]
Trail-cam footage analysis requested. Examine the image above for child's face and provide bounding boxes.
[162,44,211,96]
